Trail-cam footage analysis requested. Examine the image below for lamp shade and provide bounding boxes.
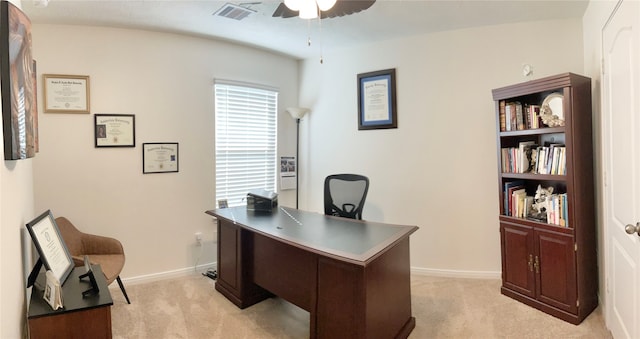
[287,107,310,119]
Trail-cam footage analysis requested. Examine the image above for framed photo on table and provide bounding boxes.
[142,142,179,174]
[94,114,135,147]
[25,210,74,285]
[357,68,397,130]
[43,74,90,113]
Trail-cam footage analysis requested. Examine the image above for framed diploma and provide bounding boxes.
[357,68,397,130]
[43,74,90,113]
[26,210,74,285]
[143,142,179,174]
[94,114,136,147]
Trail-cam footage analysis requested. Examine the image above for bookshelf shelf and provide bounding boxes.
[492,73,597,325]
[499,126,565,137]
[500,173,566,181]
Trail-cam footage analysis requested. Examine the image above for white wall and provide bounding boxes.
[0,1,38,337]
[298,19,585,275]
[31,25,300,280]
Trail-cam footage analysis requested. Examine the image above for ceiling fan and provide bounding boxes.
[272,0,376,19]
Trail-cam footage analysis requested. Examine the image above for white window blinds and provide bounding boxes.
[215,81,278,207]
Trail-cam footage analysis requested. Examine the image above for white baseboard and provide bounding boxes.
[121,262,217,286]
[119,263,499,285]
[411,267,501,279]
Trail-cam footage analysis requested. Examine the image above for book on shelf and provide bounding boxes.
[505,102,513,131]
[503,180,524,216]
[544,193,569,227]
[515,102,525,130]
[519,141,537,173]
[500,102,541,131]
[527,104,540,129]
[503,101,523,131]
[532,144,565,175]
[499,100,506,132]
[512,188,526,218]
[501,142,538,174]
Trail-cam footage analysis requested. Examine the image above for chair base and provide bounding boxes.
[116,276,131,304]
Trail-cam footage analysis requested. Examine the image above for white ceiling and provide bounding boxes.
[21,0,589,60]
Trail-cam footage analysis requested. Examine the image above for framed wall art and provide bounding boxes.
[0,1,37,160]
[43,74,90,113]
[357,68,397,130]
[95,114,135,147]
[142,142,179,174]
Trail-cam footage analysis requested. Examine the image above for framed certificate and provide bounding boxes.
[94,114,135,147]
[357,68,397,130]
[25,210,74,285]
[143,142,179,174]
[43,74,90,113]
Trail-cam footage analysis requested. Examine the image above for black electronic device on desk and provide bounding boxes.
[246,189,278,212]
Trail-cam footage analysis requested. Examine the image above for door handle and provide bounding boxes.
[624,222,640,236]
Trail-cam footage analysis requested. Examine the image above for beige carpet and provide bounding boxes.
[109,274,611,338]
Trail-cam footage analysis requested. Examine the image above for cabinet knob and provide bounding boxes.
[624,222,640,236]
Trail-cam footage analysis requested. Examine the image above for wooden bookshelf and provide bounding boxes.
[492,73,597,324]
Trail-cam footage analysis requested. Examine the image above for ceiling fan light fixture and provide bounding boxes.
[316,0,336,11]
[299,0,318,19]
[284,0,301,11]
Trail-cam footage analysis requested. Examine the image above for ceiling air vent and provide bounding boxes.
[214,3,256,21]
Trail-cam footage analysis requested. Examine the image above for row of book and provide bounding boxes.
[503,180,569,227]
[499,101,543,132]
[501,141,566,175]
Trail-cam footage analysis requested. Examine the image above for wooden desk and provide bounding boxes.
[28,265,113,339]
[206,206,419,339]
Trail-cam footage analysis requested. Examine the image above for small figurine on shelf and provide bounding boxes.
[529,185,554,222]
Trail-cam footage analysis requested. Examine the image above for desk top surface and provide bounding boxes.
[28,264,113,318]
[206,206,418,265]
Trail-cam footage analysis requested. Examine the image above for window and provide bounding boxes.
[215,81,278,207]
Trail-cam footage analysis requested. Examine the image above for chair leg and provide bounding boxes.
[116,276,131,304]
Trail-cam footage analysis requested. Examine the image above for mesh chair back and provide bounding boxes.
[324,174,369,220]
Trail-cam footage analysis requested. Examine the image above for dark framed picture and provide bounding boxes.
[357,68,397,130]
[25,210,74,285]
[0,1,37,160]
[94,114,135,147]
[142,142,179,174]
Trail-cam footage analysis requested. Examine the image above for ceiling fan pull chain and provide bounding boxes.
[319,16,324,64]
[307,19,312,46]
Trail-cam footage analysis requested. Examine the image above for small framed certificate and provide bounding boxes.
[357,68,397,130]
[43,74,90,113]
[143,143,179,174]
[94,114,135,147]
[26,210,74,285]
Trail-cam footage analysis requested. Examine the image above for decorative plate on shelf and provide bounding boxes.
[540,93,564,127]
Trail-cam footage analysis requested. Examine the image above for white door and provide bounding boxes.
[603,1,640,338]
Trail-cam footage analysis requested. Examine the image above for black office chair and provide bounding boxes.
[324,174,369,220]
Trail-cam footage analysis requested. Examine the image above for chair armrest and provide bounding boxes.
[81,233,124,255]
[71,255,85,267]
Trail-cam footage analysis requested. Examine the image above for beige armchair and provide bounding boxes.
[55,216,130,304]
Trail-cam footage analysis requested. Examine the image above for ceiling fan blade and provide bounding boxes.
[272,2,298,18]
[272,0,376,19]
[321,0,376,18]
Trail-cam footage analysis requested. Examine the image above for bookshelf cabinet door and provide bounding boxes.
[535,229,577,313]
[501,222,535,298]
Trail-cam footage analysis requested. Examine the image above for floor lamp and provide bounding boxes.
[287,107,310,209]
